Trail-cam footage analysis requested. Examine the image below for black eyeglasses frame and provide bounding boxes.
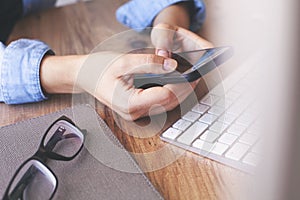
[2,116,86,200]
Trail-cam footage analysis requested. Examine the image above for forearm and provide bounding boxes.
[40,55,87,94]
[153,2,191,29]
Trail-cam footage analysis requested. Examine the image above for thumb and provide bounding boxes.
[116,54,177,75]
[151,23,178,57]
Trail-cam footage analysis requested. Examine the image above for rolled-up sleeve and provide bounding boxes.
[0,39,54,104]
[22,0,56,16]
[116,0,206,32]
[0,42,5,102]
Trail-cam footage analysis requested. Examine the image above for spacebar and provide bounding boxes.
[177,122,208,145]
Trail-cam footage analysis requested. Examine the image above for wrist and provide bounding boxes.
[40,55,87,94]
[153,2,191,29]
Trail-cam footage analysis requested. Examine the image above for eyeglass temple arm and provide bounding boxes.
[5,119,84,199]
[8,165,38,200]
[7,127,67,199]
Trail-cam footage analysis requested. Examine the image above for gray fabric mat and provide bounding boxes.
[0,104,163,200]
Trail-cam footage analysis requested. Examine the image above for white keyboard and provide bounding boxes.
[160,64,262,173]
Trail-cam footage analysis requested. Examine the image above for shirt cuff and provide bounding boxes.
[191,0,206,32]
[116,0,206,32]
[0,39,54,104]
[0,42,5,102]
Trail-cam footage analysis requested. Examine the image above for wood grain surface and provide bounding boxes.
[2,0,248,199]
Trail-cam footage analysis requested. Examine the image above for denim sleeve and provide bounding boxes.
[116,0,206,32]
[22,0,56,16]
[0,39,54,104]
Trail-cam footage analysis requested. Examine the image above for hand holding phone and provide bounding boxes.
[133,47,233,89]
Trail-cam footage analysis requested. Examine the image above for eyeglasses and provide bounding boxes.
[2,116,86,200]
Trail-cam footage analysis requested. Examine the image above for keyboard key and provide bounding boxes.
[226,103,245,116]
[236,113,255,127]
[177,122,208,145]
[243,152,260,166]
[200,130,220,143]
[208,106,225,116]
[173,119,192,131]
[252,140,263,154]
[232,100,249,111]
[239,76,253,86]
[222,76,239,90]
[199,113,218,125]
[237,94,253,106]
[231,84,247,93]
[247,102,262,115]
[218,132,238,145]
[227,123,247,136]
[182,111,201,122]
[209,121,229,134]
[225,142,250,161]
[192,104,210,114]
[218,113,236,125]
[239,133,258,146]
[248,122,262,136]
[216,98,234,109]
[211,142,229,155]
[192,139,214,152]
[210,85,226,96]
[162,128,182,140]
[225,91,241,100]
[159,65,261,172]
[200,94,220,106]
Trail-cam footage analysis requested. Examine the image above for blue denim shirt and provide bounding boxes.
[116,0,205,32]
[0,0,205,104]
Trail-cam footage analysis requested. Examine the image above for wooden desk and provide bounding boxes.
[2,1,246,199]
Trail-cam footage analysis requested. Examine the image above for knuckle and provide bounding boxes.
[127,107,142,121]
[143,54,164,66]
[129,114,140,121]
[116,102,131,115]
[162,90,176,104]
[204,41,214,48]
[145,54,155,63]
[116,105,137,121]
[196,39,214,49]
[149,54,164,64]
[123,114,135,121]
[127,104,140,116]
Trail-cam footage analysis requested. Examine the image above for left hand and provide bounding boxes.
[150,23,214,106]
[151,23,213,58]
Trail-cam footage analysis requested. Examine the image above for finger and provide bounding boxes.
[114,54,177,75]
[151,23,178,53]
[109,80,199,121]
[176,27,214,49]
[104,86,172,121]
[114,78,199,120]
[147,79,199,114]
[129,81,197,119]
[156,49,171,58]
[127,86,176,118]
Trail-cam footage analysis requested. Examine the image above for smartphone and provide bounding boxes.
[133,46,233,89]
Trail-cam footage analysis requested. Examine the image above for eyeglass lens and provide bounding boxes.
[8,159,56,200]
[43,120,84,158]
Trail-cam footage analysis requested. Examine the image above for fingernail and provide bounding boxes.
[157,49,169,58]
[163,58,177,71]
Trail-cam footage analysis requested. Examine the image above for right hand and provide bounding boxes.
[76,52,196,121]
